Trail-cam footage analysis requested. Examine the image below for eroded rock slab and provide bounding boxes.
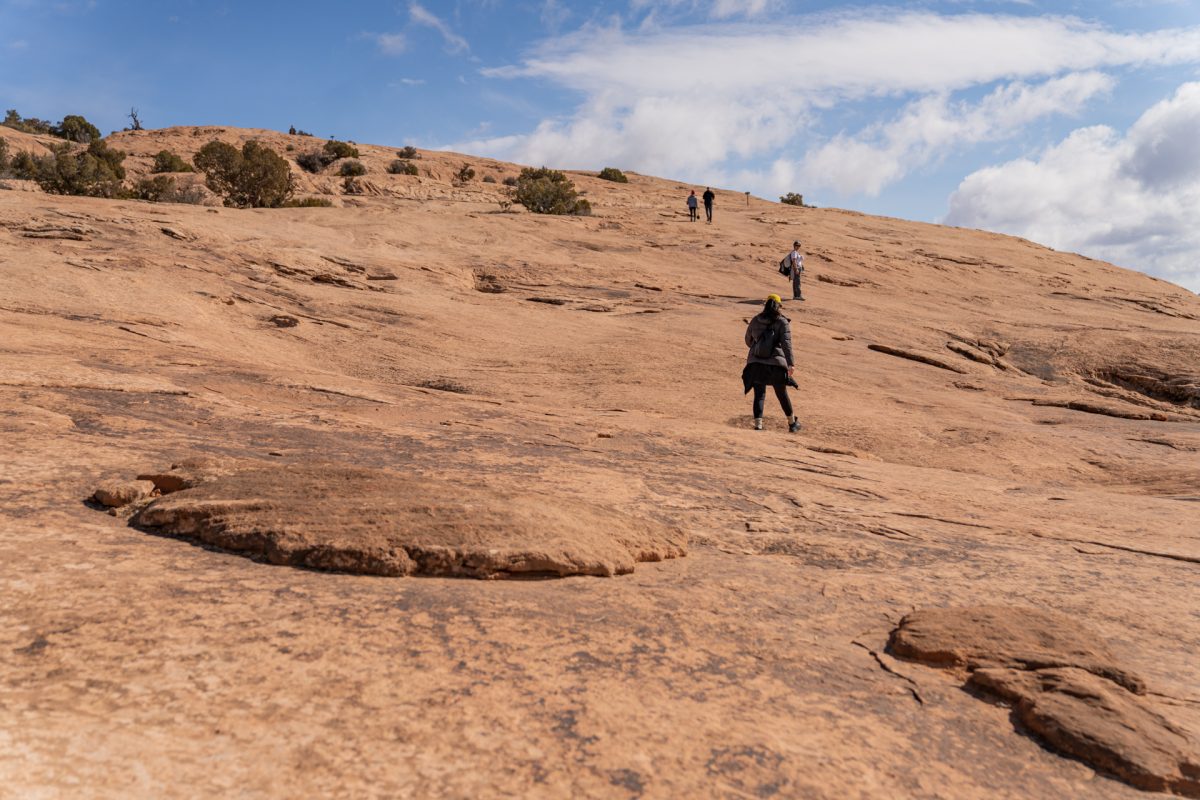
[970,667,1200,797]
[889,605,1144,692]
[130,464,686,579]
[891,607,1200,796]
[93,479,156,508]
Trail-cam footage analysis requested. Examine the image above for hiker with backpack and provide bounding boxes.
[778,240,805,301]
[742,294,801,432]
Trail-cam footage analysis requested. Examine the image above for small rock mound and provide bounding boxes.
[890,607,1200,796]
[888,605,1143,692]
[93,479,156,508]
[129,463,686,579]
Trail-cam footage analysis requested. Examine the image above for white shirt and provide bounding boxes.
[789,251,804,271]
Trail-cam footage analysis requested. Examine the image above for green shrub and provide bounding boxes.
[387,159,418,176]
[131,175,177,201]
[151,149,194,173]
[194,140,293,208]
[2,109,53,135]
[34,140,127,197]
[396,145,419,159]
[338,159,366,177]
[597,167,628,183]
[8,150,38,179]
[513,167,591,215]
[0,138,7,172]
[283,197,333,207]
[295,150,327,173]
[52,115,101,143]
[456,163,475,183]
[502,176,517,187]
[285,144,294,151]
[482,174,496,184]
[779,192,805,207]
[323,140,359,160]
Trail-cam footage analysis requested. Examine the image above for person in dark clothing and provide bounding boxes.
[702,187,715,222]
[741,294,801,432]
[687,190,698,222]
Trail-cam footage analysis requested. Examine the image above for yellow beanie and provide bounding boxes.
[767,294,782,304]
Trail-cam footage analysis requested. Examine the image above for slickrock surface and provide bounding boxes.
[130,463,685,577]
[1,126,1198,798]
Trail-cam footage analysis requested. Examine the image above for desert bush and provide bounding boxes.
[151,149,194,173]
[502,176,517,187]
[52,115,102,143]
[283,197,333,207]
[194,140,293,208]
[482,174,496,183]
[597,167,628,183]
[285,144,294,151]
[338,159,366,177]
[497,199,512,213]
[131,175,177,201]
[396,145,419,159]
[3,109,54,135]
[513,166,591,216]
[456,163,475,183]
[34,140,127,197]
[0,138,7,172]
[342,176,362,195]
[779,192,804,207]
[387,159,418,176]
[323,140,359,160]
[8,150,38,179]
[295,150,327,173]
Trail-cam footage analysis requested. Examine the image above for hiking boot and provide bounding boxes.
[793,295,804,301]
[788,418,801,433]
[754,418,764,431]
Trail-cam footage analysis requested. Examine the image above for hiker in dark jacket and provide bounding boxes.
[741,294,801,432]
[702,187,715,222]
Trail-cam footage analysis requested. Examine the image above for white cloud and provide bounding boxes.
[630,0,778,19]
[944,82,1200,292]
[368,32,407,55]
[467,11,1200,183]
[410,2,469,53]
[795,71,1115,196]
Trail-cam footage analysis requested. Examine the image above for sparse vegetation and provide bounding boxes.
[8,150,38,179]
[53,115,102,143]
[597,167,628,183]
[151,149,194,173]
[283,197,333,207]
[396,145,420,159]
[3,109,53,135]
[497,199,513,213]
[456,163,476,183]
[482,174,496,184]
[0,138,7,173]
[295,150,326,173]
[194,140,294,208]
[338,159,366,177]
[512,167,591,216]
[780,192,805,207]
[387,159,418,176]
[130,175,177,202]
[502,176,517,187]
[323,140,359,160]
[127,108,143,131]
[33,140,128,197]
[342,176,362,195]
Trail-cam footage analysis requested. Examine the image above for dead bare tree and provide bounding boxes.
[128,108,143,131]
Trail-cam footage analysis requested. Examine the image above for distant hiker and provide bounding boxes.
[687,190,698,222]
[702,187,715,223]
[783,240,804,301]
[742,294,801,433]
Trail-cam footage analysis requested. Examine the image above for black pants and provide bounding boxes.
[689,206,697,221]
[753,384,793,418]
[704,203,712,222]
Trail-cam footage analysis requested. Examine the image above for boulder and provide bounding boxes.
[93,479,156,508]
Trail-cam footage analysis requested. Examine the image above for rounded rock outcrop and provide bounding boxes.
[131,463,686,579]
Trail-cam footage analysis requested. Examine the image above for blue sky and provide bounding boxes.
[2,0,1199,290]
